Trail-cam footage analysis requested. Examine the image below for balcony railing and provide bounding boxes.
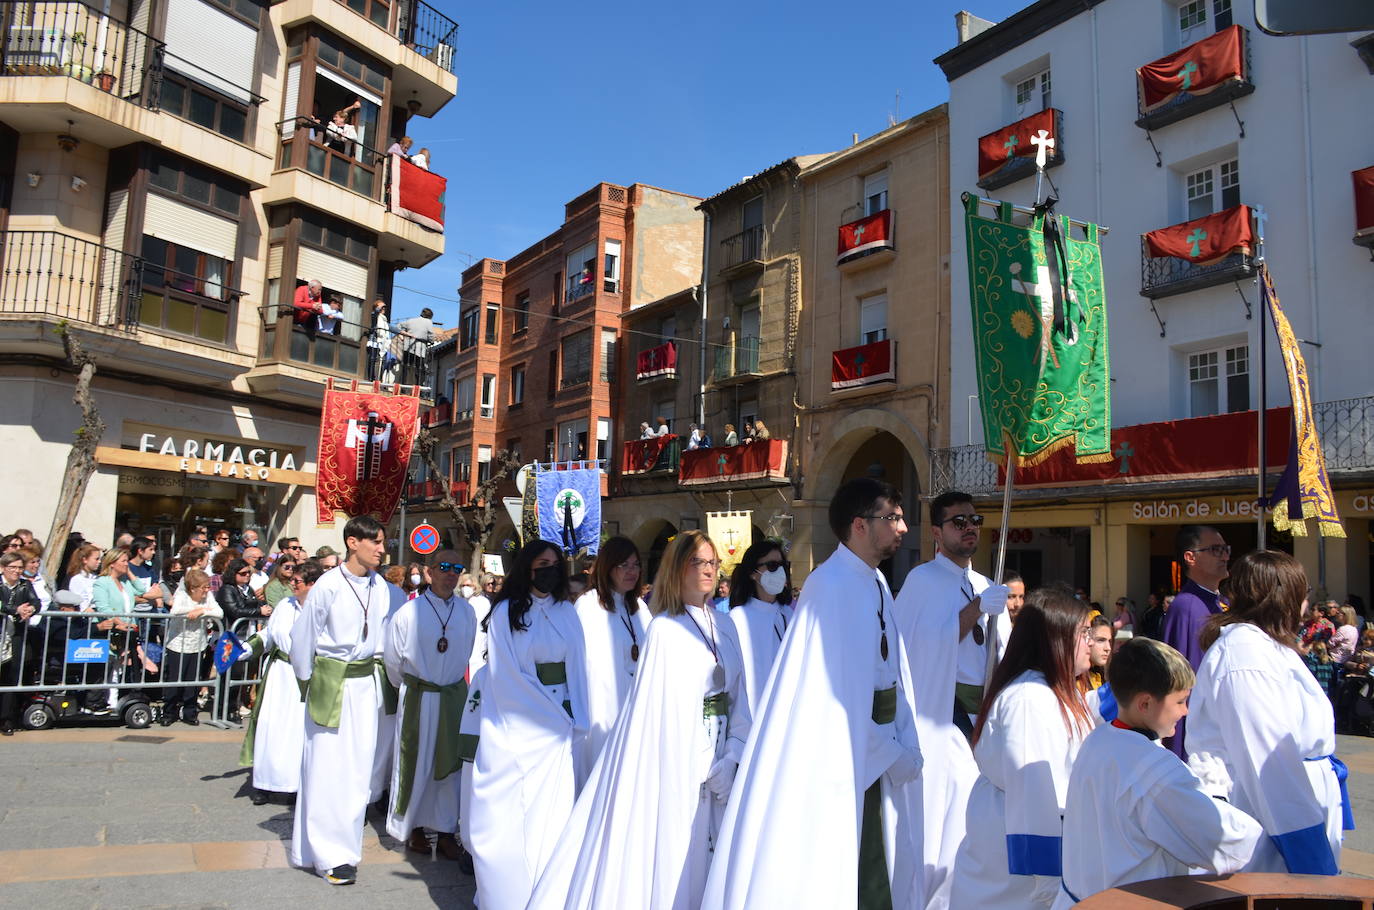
[277,117,387,201]
[406,478,467,504]
[421,401,451,427]
[139,263,243,346]
[1135,26,1254,131]
[0,1,165,109]
[712,335,761,382]
[398,0,458,74]
[1317,395,1374,472]
[1140,236,1254,299]
[719,224,764,271]
[621,435,680,476]
[0,230,142,329]
[566,271,595,305]
[258,304,436,394]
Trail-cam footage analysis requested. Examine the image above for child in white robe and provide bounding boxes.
[1055,638,1262,907]
[950,584,1096,910]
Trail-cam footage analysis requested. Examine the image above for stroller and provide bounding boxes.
[1336,671,1374,736]
[21,609,157,730]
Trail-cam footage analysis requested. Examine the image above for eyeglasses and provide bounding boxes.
[614,561,641,572]
[862,513,905,523]
[434,562,463,573]
[939,514,984,530]
[1189,544,1232,558]
[1078,627,1094,643]
[757,560,788,573]
[689,557,721,570]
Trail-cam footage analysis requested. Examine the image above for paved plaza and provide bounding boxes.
[2,725,1374,908]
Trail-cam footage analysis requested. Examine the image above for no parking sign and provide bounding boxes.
[410,523,440,555]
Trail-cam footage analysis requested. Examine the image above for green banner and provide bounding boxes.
[964,195,1112,466]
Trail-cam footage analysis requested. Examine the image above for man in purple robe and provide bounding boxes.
[1161,524,1230,757]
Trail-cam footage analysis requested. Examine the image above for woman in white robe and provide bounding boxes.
[458,663,486,858]
[528,529,752,910]
[723,539,795,714]
[573,535,650,764]
[950,584,1095,910]
[467,541,589,910]
[1188,549,1350,876]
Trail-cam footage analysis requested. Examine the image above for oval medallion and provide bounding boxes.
[971,625,985,647]
[630,643,640,662]
[437,636,449,654]
[712,663,726,690]
[880,632,889,661]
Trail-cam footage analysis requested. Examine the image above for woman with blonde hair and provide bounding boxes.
[65,542,102,608]
[529,529,752,909]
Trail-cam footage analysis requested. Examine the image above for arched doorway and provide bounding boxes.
[631,518,679,587]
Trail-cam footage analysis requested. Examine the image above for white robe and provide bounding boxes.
[469,593,492,675]
[1188,622,1346,875]
[950,670,1090,910]
[384,591,477,840]
[249,596,305,793]
[289,566,406,874]
[1052,723,1262,909]
[574,589,649,764]
[892,553,985,909]
[703,543,925,910]
[467,594,589,910]
[459,664,486,856]
[529,604,753,910]
[725,596,795,717]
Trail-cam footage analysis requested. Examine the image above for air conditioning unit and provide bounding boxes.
[7,27,68,71]
[428,42,454,72]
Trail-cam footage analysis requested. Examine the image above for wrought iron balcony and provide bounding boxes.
[0,230,143,330]
[719,224,764,272]
[1139,236,1254,299]
[256,304,437,396]
[1317,395,1374,473]
[711,335,761,383]
[406,478,467,504]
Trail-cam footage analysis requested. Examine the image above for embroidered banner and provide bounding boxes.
[389,154,446,232]
[977,107,1060,182]
[315,378,420,524]
[1144,205,1252,265]
[1137,25,1245,113]
[707,511,753,577]
[837,210,895,264]
[535,464,602,555]
[832,339,895,390]
[636,341,678,380]
[679,440,787,486]
[622,435,677,474]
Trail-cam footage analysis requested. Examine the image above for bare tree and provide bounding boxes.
[413,427,521,558]
[42,324,104,583]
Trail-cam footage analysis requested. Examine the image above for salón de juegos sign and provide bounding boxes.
[94,432,315,486]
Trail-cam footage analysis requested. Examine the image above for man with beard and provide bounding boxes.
[892,490,1008,909]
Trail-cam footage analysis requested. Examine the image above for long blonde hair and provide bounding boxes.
[648,530,716,617]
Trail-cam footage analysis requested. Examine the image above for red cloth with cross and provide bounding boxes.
[1143,204,1252,265]
[1137,24,1245,113]
[976,107,1058,181]
[679,440,787,486]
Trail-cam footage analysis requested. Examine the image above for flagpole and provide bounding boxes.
[1254,206,1268,550]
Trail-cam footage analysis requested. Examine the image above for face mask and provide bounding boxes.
[410,573,422,587]
[757,567,788,597]
[460,585,475,599]
[531,565,561,594]
[22,569,35,578]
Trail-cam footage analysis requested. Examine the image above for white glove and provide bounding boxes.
[885,747,923,787]
[1187,751,1233,800]
[979,584,1009,616]
[704,757,737,802]
[236,649,253,662]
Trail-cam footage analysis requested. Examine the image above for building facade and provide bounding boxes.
[0,0,457,551]
[935,0,1374,603]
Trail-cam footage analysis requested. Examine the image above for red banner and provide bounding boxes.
[837,210,895,263]
[316,379,421,524]
[1144,204,1252,265]
[1002,407,1292,488]
[622,434,676,475]
[832,339,894,390]
[1137,24,1244,113]
[389,155,446,231]
[977,108,1059,181]
[636,341,678,380]
[680,439,787,486]
[1354,166,1374,234]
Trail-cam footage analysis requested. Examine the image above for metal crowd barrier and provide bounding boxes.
[0,610,267,731]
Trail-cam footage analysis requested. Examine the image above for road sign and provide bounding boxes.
[410,523,440,555]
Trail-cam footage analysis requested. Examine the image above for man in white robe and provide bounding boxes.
[704,477,925,909]
[384,549,476,860]
[290,516,406,885]
[892,489,1007,909]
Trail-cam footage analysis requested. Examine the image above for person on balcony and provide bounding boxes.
[638,422,654,440]
[411,147,430,170]
[387,136,414,160]
[723,423,738,447]
[686,424,702,450]
[317,295,343,336]
[655,416,670,437]
[324,107,359,155]
[752,418,771,442]
[394,307,436,389]
[367,298,396,382]
[293,280,324,338]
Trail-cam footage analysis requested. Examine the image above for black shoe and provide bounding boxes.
[182,716,199,726]
[159,715,176,727]
[250,789,270,806]
[324,864,357,885]
[456,843,473,876]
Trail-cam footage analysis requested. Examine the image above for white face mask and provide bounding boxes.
[757,567,787,597]
[460,585,474,599]
[410,573,422,587]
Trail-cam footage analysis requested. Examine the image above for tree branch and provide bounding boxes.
[413,427,521,559]
[42,324,105,583]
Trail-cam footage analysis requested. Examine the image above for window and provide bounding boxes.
[742,196,764,232]
[477,445,493,483]
[558,418,589,461]
[1014,68,1052,116]
[514,292,530,334]
[547,350,558,399]
[561,330,593,388]
[600,328,617,383]
[596,418,612,463]
[863,171,889,216]
[506,437,522,465]
[510,366,526,405]
[339,0,392,30]
[1180,0,1231,44]
[660,316,676,342]
[159,75,249,143]
[140,235,233,343]
[315,31,386,94]
[460,308,478,350]
[485,303,500,344]
[603,239,621,293]
[860,293,888,344]
[553,272,562,311]
[566,242,596,303]
[1188,344,1249,416]
[299,210,373,264]
[653,401,674,433]
[453,446,471,483]
[454,375,475,421]
[149,155,245,216]
[480,374,495,419]
[1185,159,1240,220]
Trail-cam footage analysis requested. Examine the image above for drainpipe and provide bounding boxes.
[698,212,710,427]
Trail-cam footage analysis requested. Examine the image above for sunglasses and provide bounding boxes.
[434,562,463,573]
[939,514,985,530]
[757,560,788,573]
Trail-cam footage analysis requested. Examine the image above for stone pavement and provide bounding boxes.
[2,725,1374,908]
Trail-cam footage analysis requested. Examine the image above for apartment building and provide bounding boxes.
[0,0,457,549]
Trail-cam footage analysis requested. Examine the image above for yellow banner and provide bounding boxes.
[707,511,753,578]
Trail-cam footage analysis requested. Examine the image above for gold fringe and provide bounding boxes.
[984,434,1113,470]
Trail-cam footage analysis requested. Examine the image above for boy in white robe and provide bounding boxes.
[384,550,477,860]
[290,516,406,885]
[1055,638,1261,907]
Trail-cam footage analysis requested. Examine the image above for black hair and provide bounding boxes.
[930,490,974,527]
[1003,570,1023,585]
[1175,524,1221,566]
[131,536,155,552]
[295,560,326,587]
[223,557,251,585]
[277,536,297,551]
[828,477,903,542]
[342,515,385,550]
[490,540,568,634]
[728,539,793,608]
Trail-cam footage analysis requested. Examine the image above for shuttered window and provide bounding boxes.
[143,193,237,261]
[162,0,257,103]
[296,246,368,299]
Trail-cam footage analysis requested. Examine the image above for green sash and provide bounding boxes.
[237,647,289,767]
[703,691,729,718]
[954,682,984,718]
[375,656,399,715]
[859,686,898,910]
[301,656,375,728]
[536,661,572,718]
[392,672,469,817]
[457,733,480,763]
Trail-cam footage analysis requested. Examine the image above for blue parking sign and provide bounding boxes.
[66,639,110,664]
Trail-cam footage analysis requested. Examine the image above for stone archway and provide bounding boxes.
[630,518,679,585]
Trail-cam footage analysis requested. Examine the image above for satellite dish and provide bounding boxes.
[515,463,535,495]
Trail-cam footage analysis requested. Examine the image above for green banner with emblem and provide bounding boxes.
[964,194,1112,466]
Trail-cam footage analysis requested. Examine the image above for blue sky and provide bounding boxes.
[390,0,1030,324]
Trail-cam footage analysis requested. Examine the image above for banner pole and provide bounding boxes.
[1254,208,1268,550]
[984,447,1016,689]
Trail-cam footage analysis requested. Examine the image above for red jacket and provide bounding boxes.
[292,284,321,324]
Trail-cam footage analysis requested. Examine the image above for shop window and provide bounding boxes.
[140,235,233,344]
